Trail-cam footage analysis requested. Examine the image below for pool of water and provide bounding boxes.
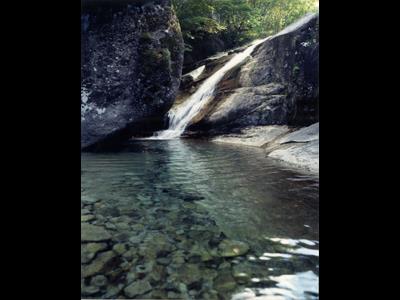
[81,140,319,299]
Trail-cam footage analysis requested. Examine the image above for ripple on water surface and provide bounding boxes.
[81,140,319,299]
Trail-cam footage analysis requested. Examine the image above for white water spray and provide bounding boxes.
[151,38,268,140]
[150,13,316,140]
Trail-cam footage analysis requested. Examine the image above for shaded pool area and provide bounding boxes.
[81,140,319,299]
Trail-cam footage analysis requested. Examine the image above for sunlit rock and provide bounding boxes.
[218,239,250,257]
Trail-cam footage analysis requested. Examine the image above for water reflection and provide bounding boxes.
[81,140,319,299]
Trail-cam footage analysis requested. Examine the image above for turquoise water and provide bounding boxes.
[81,140,319,299]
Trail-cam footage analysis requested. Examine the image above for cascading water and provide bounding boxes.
[151,38,269,140]
[151,13,316,140]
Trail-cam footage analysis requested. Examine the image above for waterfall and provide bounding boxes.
[150,38,268,140]
[150,13,316,140]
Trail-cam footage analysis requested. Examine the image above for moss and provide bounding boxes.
[293,65,300,76]
[140,32,153,43]
[160,48,171,62]
[160,35,180,60]
[141,48,171,73]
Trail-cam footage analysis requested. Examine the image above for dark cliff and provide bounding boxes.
[81,0,184,150]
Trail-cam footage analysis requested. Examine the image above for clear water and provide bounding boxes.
[81,140,319,299]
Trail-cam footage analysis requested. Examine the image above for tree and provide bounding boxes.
[172,0,318,54]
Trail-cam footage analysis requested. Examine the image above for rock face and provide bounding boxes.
[186,13,319,136]
[81,0,184,150]
[183,36,226,72]
[213,123,319,174]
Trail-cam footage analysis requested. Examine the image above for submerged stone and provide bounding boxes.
[81,195,100,205]
[218,240,250,257]
[213,271,237,292]
[124,279,153,298]
[81,285,100,296]
[81,223,112,242]
[81,214,95,222]
[232,272,250,284]
[91,275,108,287]
[112,243,127,255]
[174,264,203,286]
[82,251,117,278]
[136,262,154,275]
[81,242,108,264]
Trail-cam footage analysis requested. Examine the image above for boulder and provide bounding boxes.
[186,13,319,136]
[81,0,184,150]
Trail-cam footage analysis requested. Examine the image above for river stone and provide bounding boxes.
[139,233,174,259]
[105,222,117,230]
[148,265,165,283]
[136,262,154,275]
[91,275,108,287]
[112,243,127,255]
[174,264,203,285]
[213,271,237,292]
[189,246,214,263]
[81,285,100,296]
[81,223,111,242]
[81,215,95,222]
[81,195,100,205]
[218,261,232,270]
[81,208,91,215]
[104,285,122,299]
[149,289,168,299]
[124,279,153,298]
[82,251,117,278]
[81,242,108,264]
[115,222,130,231]
[232,272,250,284]
[123,249,138,261]
[126,271,137,285]
[218,240,250,257]
[156,257,172,266]
[167,291,185,299]
[202,290,220,300]
[171,251,185,265]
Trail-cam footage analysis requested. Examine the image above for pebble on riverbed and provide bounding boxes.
[80,186,315,299]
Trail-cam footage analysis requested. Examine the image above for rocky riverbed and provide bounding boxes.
[81,141,319,299]
[81,193,256,299]
[81,195,318,299]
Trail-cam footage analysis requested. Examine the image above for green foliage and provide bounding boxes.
[172,0,318,51]
[293,65,301,76]
[140,32,153,43]
[173,0,225,40]
[142,48,172,73]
